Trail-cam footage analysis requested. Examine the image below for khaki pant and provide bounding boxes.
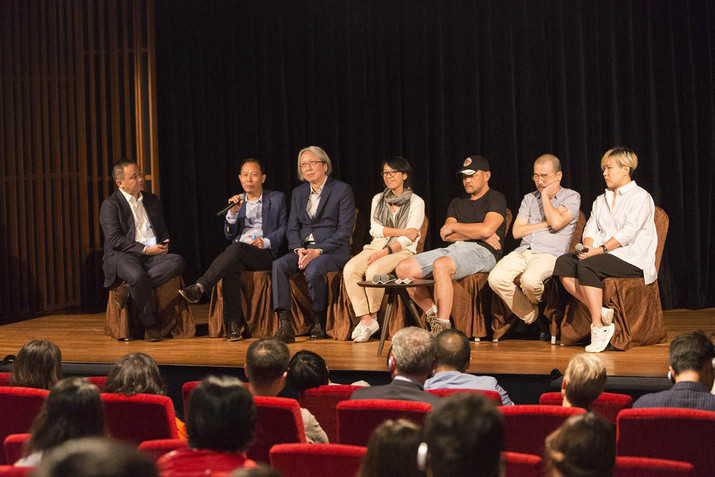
[487,250,557,324]
[343,242,413,317]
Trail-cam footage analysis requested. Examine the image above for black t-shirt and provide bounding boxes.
[446,188,508,260]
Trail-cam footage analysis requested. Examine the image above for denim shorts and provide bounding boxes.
[412,241,497,280]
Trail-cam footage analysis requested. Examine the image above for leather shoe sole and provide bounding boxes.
[226,322,244,342]
[179,285,202,304]
[144,327,162,342]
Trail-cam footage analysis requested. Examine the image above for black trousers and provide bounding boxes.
[198,241,274,323]
[552,252,643,288]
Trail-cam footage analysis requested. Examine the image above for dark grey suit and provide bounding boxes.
[350,378,442,406]
[100,190,184,326]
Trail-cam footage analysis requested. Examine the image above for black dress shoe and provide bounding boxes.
[273,323,295,343]
[144,327,162,342]
[226,322,244,342]
[309,324,327,340]
[179,284,203,304]
[113,283,130,310]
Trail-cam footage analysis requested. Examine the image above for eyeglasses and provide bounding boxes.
[382,170,401,178]
[300,160,324,170]
[532,173,555,182]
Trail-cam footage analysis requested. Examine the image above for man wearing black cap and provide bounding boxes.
[395,155,507,335]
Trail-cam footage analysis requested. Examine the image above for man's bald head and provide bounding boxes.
[534,154,562,174]
[435,329,471,373]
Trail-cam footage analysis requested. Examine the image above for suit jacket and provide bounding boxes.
[224,189,288,259]
[633,381,715,411]
[350,378,442,406]
[99,190,170,287]
[287,176,355,267]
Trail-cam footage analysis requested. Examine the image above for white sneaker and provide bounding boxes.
[601,307,614,326]
[353,318,379,343]
[585,323,615,353]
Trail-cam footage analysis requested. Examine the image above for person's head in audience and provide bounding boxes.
[186,375,256,453]
[33,437,158,477]
[544,413,616,477]
[104,352,166,396]
[231,465,283,477]
[287,350,330,394]
[388,327,437,385]
[434,329,471,374]
[10,339,63,390]
[562,353,607,410]
[668,330,715,388]
[25,377,105,459]
[420,393,504,477]
[359,419,423,477]
[245,338,290,396]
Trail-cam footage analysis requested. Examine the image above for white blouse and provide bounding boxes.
[368,193,425,254]
[583,181,658,284]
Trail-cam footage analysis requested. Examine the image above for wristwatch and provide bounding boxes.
[601,244,609,254]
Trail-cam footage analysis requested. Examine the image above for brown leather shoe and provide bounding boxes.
[226,322,244,342]
[144,327,162,342]
[112,283,130,310]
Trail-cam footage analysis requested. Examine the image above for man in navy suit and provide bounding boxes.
[100,159,185,341]
[272,146,355,343]
[179,159,288,341]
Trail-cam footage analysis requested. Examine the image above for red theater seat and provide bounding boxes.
[617,408,715,476]
[248,397,306,464]
[614,456,694,476]
[539,392,633,424]
[269,443,367,477]
[503,451,541,477]
[3,434,29,466]
[85,376,107,392]
[101,393,179,445]
[0,387,49,465]
[337,399,432,446]
[138,438,188,462]
[0,466,33,477]
[299,385,364,443]
[0,374,10,387]
[427,388,503,405]
[499,405,586,456]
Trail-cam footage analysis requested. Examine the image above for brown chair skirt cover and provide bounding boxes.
[105,276,196,340]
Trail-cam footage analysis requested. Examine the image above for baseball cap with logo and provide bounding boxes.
[457,155,490,176]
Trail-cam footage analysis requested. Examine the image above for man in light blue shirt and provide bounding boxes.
[425,329,513,405]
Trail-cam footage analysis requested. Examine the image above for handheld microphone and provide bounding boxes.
[575,243,589,254]
[216,193,246,216]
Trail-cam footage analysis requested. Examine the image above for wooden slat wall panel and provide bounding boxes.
[0,0,158,320]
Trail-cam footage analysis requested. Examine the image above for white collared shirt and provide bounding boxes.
[305,177,328,243]
[583,181,658,284]
[119,188,157,247]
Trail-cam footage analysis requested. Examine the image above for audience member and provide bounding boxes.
[343,156,425,343]
[358,419,423,477]
[9,339,63,390]
[286,350,330,394]
[395,155,506,335]
[424,329,513,405]
[544,413,616,477]
[633,331,715,411]
[104,352,187,439]
[419,393,504,477]
[246,339,329,443]
[16,377,105,467]
[562,353,607,411]
[488,154,580,336]
[157,375,257,476]
[33,437,158,477]
[272,146,355,342]
[351,327,440,406]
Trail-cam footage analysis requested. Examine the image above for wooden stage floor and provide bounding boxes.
[1,307,713,378]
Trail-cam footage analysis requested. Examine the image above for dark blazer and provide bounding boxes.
[224,189,288,259]
[287,176,355,267]
[350,378,442,406]
[99,190,170,287]
[633,381,715,411]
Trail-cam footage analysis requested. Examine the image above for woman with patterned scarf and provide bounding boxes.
[343,156,425,343]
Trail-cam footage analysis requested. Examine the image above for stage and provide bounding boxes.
[1,306,713,410]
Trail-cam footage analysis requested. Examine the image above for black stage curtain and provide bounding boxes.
[155,0,714,310]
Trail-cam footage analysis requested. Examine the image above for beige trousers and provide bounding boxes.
[487,249,557,324]
[343,243,413,317]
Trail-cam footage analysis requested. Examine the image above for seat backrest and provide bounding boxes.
[85,376,107,392]
[269,443,367,477]
[617,407,715,476]
[101,393,179,445]
[568,211,587,252]
[299,385,364,444]
[336,399,432,446]
[137,438,188,463]
[539,392,633,425]
[504,209,513,236]
[503,451,542,477]
[3,434,30,466]
[248,396,306,464]
[499,405,586,456]
[0,374,10,387]
[0,387,49,465]
[416,216,429,254]
[181,381,200,418]
[0,466,34,476]
[614,456,694,476]
[653,206,669,272]
[426,388,502,406]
